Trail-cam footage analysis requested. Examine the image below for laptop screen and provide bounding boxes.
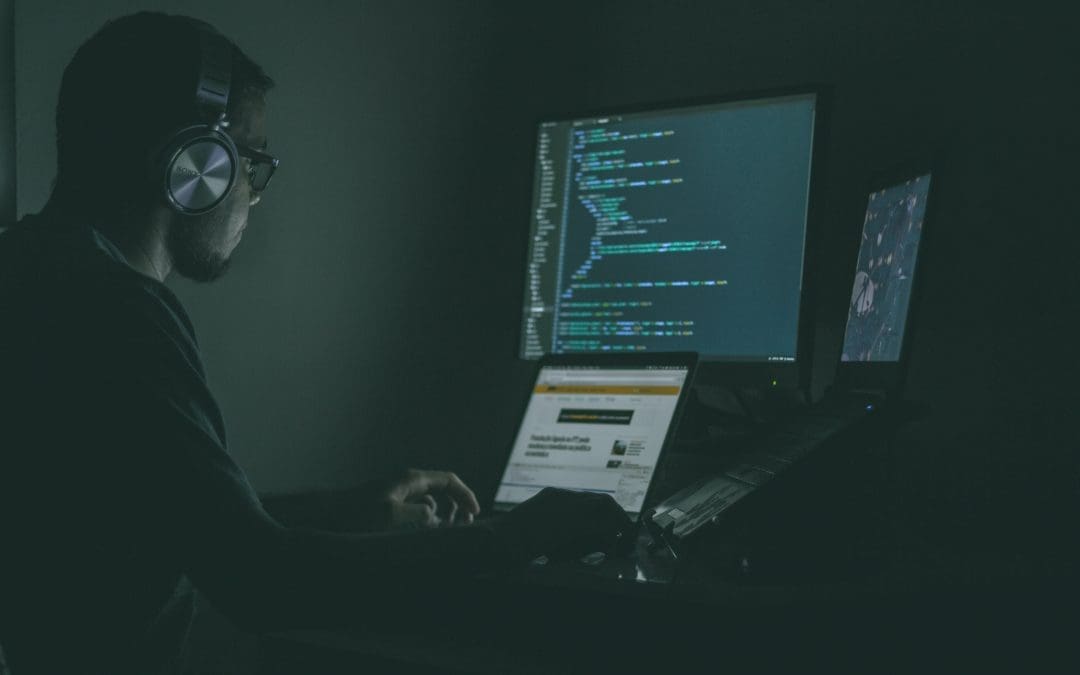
[494,364,691,515]
[841,172,931,362]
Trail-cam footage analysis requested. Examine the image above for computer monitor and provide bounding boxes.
[837,168,933,393]
[841,172,930,363]
[519,87,826,389]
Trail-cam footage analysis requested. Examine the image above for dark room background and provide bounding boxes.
[8,0,1078,549]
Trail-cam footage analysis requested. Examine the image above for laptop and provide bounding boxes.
[647,166,935,548]
[491,352,698,523]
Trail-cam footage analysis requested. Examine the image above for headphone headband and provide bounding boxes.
[157,26,238,215]
[195,28,232,126]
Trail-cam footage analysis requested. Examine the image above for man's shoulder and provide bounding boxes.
[0,215,199,356]
[87,251,204,376]
[111,265,198,347]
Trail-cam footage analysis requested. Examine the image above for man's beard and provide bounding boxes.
[168,216,232,283]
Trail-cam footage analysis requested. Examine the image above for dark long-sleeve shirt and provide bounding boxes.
[0,215,517,674]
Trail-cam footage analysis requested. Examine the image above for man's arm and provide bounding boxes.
[261,469,480,533]
[111,283,630,632]
[119,381,514,631]
[153,418,623,632]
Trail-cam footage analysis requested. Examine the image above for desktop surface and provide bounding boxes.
[260,407,1079,674]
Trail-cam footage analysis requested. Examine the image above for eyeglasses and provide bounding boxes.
[236,144,279,192]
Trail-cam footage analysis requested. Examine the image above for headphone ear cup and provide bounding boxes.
[159,125,238,215]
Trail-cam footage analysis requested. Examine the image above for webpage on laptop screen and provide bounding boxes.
[496,366,688,513]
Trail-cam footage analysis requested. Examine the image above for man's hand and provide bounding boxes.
[499,487,635,561]
[380,469,481,530]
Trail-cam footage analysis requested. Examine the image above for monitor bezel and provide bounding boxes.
[516,84,832,396]
[492,351,699,521]
[835,159,937,395]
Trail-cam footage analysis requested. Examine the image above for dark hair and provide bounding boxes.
[52,12,274,219]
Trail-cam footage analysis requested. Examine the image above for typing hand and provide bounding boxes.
[381,469,481,529]
[500,487,635,562]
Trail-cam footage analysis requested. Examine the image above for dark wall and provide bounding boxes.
[16,1,513,494]
[458,3,1080,534]
[1,0,13,225]
[16,2,1079,534]
[436,0,1080,548]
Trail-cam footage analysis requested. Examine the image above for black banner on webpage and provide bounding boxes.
[557,409,634,425]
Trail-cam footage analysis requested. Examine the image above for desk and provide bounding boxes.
[259,519,1078,674]
[258,410,1080,674]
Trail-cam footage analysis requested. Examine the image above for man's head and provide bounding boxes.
[53,12,274,281]
[166,94,269,281]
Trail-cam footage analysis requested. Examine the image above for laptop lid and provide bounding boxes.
[494,352,697,520]
[836,167,934,395]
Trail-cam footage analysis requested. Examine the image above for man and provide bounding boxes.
[0,13,631,674]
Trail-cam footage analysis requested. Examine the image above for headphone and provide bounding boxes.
[156,28,238,215]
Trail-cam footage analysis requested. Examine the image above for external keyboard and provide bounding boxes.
[647,393,882,549]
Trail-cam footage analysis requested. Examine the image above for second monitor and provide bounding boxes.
[520,89,824,386]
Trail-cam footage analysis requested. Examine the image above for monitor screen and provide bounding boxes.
[494,363,690,515]
[520,92,818,362]
[841,173,931,362]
